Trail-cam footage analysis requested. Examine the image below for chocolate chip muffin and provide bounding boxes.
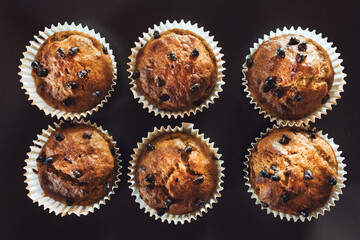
[135,132,218,216]
[36,122,117,206]
[246,34,334,119]
[133,29,217,111]
[31,31,114,112]
[249,127,338,217]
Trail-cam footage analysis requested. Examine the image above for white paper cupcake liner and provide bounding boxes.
[24,119,122,217]
[244,124,346,222]
[19,22,117,120]
[242,26,346,126]
[127,20,226,118]
[128,122,225,224]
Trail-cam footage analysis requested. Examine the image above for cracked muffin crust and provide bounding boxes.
[246,34,334,120]
[36,122,117,206]
[133,29,217,111]
[249,127,338,216]
[135,132,218,215]
[31,31,114,112]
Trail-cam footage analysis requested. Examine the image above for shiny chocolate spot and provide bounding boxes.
[67,81,78,90]
[294,93,302,102]
[195,199,205,207]
[279,134,290,144]
[246,57,253,68]
[298,41,307,51]
[184,145,192,153]
[77,70,89,78]
[31,61,41,69]
[288,37,300,45]
[103,46,108,54]
[92,90,101,97]
[194,175,204,184]
[68,47,80,56]
[145,174,155,184]
[156,77,165,87]
[304,170,313,180]
[159,94,170,102]
[38,68,48,77]
[167,52,177,61]
[71,170,82,178]
[132,70,140,79]
[62,97,73,107]
[146,143,155,151]
[271,174,280,182]
[262,76,276,92]
[300,209,309,217]
[55,133,65,142]
[44,157,54,165]
[190,83,200,91]
[274,86,284,98]
[57,47,66,58]
[191,48,199,57]
[153,31,161,39]
[259,169,270,178]
[157,208,167,216]
[277,48,285,58]
[329,177,337,186]
[165,198,173,209]
[83,132,92,139]
[296,53,307,63]
[36,152,46,163]
[280,194,288,203]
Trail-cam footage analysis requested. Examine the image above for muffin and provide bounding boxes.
[245,34,334,120]
[35,122,117,207]
[31,30,114,112]
[132,28,217,111]
[134,132,219,216]
[249,127,338,217]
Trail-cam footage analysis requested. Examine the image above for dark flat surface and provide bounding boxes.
[1,0,359,239]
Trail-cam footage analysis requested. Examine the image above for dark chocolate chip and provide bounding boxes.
[261,202,269,208]
[259,169,270,178]
[262,76,276,92]
[298,41,307,52]
[77,70,89,78]
[92,90,101,97]
[64,158,72,164]
[66,198,74,206]
[322,94,330,104]
[274,86,284,98]
[167,52,177,61]
[175,178,179,182]
[38,68,48,77]
[156,77,165,87]
[145,174,155,184]
[280,194,288,203]
[153,31,161,39]
[102,46,108,54]
[71,170,82,178]
[62,97,73,106]
[190,83,200,91]
[139,166,146,172]
[36,152,46,163]
[294,93,302,102]
[184,145,192,153]
[32,168,38,174]
[67,81,78,90]
[146,143,155,151]
[31,61,41,69]
[44,157,54,165]
[194,175,204,184]
[132,70,140,80]
[193,100,202,106]
[55,133,65,142]
[157,208,167,216]
[271,165,277,171]
[329,177,337,186]
[271,174,281,182]
[277,48,285,58]
[296,53,307,63]
[68,47,80,56]
[300,209,309,217]
[288,37,300,45]
[246,57,254,68]
[57,47,66,58]
[191,48,199,57]
[159,94,170,102]
[279,134,291,144]
[165,198,173,209]
[304,170,313,180]
[83,132,92,139]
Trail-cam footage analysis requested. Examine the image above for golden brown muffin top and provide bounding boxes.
[31,31,114,112]
[36,123,117,206]
[246,34,334,120]
[135,132,218,215]
[134,29,217,111]
[249,127,338,216]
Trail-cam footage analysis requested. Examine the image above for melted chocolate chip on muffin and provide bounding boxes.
[135,132,218,215]
[37,123,117,206]
[134,29,217,111]
[249,127,338,216]
[31,31,114,112]
[246,34,334,120]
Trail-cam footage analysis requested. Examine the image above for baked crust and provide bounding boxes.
[246,34,334,119]
[249,127,338,215]
[37,123,117,206]
[135,29,217,111]
[32,31,114,112]
[135,132,218,215]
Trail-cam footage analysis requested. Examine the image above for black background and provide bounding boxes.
[1,0,359,239]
